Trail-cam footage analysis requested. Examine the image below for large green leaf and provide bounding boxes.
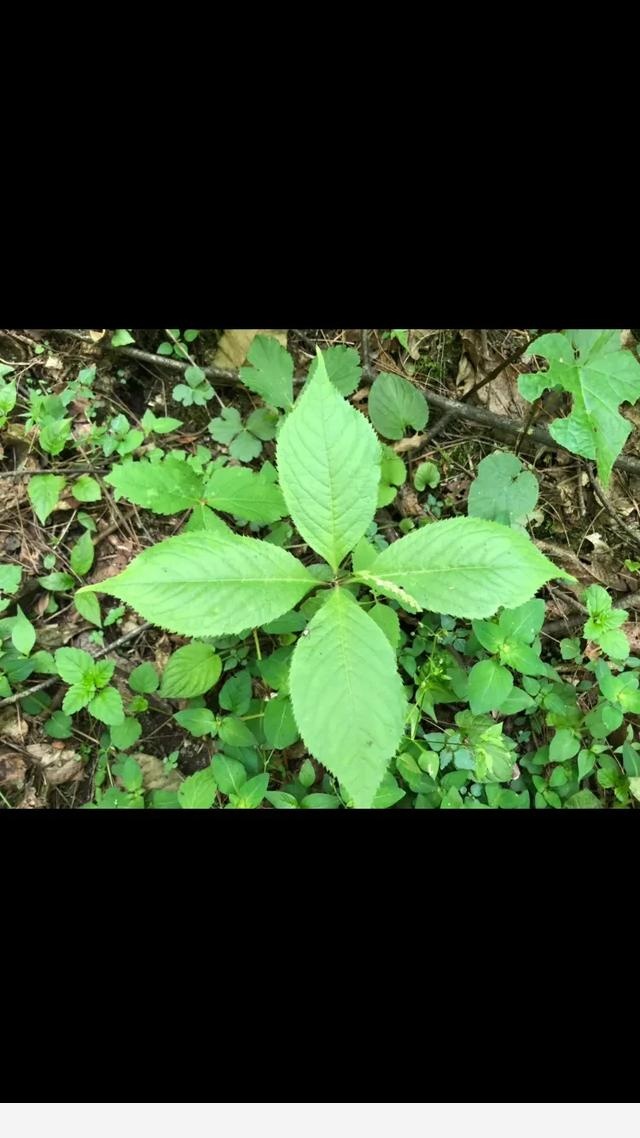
[289,588,406,808]
[28,474,66,524]
[159,642,222,698]
[467,451,539,528]
[277,351,380,571]
[238,335,294,411]
[78,532,315,637]
[365,517,570,619]
[522,330,640,485]
[368,373,428,440]
[106,458,204,515]
[203,466,287,524]
[308,346,362,396]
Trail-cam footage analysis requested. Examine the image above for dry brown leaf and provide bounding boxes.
[0,751,27,788]
[26,743,84,786]
[0,709,29,742]
[16,785,44,808]
[213,329,288,370]
[457,329,530,419]
[396,486,423,518]
[133,753,182,792]
[407,330,438,361]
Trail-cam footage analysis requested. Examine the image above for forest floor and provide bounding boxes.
[1,327,640,809]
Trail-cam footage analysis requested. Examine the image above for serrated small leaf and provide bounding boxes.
[246,407,279,441]
[28,474,66,524]
[178,767,218,809]
[112,755,143,792]
[129,662,159,693]
[277,352,381,571]
[106,458,204,515]
[141,410,183,435]
[160,642,222,699]
[63,683,93,715]
[11,606,36,656]
[239,335,294,411]
[110,717,142,750]
[0,565,22,594]
[184,365,206,388]
[308,345,362,396]
[55,647,94,684]
[70,530,95,577]
[88,686,125,726]
[44,710,73,739]
[208,406,242,444]
[368,373,428,439]
[72,475,102,502]
[229,430,262,463]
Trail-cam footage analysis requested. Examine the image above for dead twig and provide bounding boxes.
[586,465,640,553]
[426,336,531,441]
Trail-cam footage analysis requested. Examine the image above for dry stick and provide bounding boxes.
[0,621,152,710]
[47,330,640,477]
[0,466,110,478]
[586,464,640,553]
[415,391,640,478]
[426,339,531,442]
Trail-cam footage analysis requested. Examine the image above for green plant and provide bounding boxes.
[157,329,199,359]
[208,405,279,462]
[79,351,568,807]
[521,330,640,485]
[54,647,125,726]
[467,451,539,529]
[172,366,215,407]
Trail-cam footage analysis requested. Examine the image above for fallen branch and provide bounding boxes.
[47,331,640,477]
[417,391,640,478]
